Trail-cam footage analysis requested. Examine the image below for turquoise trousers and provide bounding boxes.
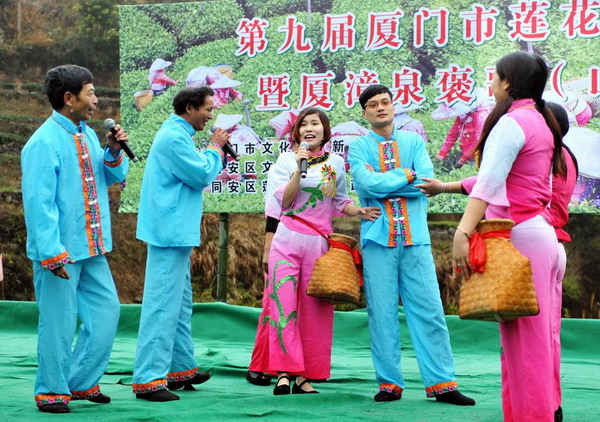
[132,245,198,393]
[362,241,458,396]
[33,255,120,404]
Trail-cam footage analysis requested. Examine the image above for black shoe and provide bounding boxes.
[167,372,211,391]
[38,403,70,413]
[435,390,476,406]
[273,375,291,395]
[374,391,401,402]
[71,392,111,403]
[246,370,272,386]
[292,378,319,394]
[555,406,563,422]
[136,389,180,402]
[88,393,111,403]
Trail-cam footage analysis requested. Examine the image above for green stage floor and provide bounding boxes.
[0,301,598,421]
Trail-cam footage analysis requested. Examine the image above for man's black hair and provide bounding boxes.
[358,84,393,109]
[44,65,94,110]
[172,86,215,115]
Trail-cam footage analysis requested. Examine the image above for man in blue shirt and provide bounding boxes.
[132,86,229,402]
[21,65,129,413]
[348,85,475,406]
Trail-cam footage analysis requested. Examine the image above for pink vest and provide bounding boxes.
[543,148,577,242]
[491,99,554,224]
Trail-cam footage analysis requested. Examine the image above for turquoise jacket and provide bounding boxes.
[348,129,433,248]
[136,114,224,247]
[21,110,128,268]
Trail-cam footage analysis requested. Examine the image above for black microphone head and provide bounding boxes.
[103,118,116,131]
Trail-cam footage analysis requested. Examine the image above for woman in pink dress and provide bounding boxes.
[417,101,578,422]
[251,107,380,395]
[451,51,566,422]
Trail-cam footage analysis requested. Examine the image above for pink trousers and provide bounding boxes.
[248,276,270,373]
[500,216,560,422]
[252,224,333,379]
[554,243,566,407]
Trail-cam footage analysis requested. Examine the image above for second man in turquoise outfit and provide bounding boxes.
[133,86,230,402]
[348,85,475,406]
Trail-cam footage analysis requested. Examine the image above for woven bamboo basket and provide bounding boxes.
[133,90,153,111]
[458,219,539,322]
[215,64,234,79]
[307,233,360,304]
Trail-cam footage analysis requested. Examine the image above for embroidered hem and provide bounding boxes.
[41,251,71,270]
[208,143,225,159]
[307,152,329,168]
[377,139,413,247]
[35,394,71,406]
[132,379,167,394]
[71,385,100,400]
[400,197,413,245]
[104,152,124,168]
[167,367,198,382]
[379,383,403,397]
[386,198,413,247]
[425,381,458,397]
[73,133,106,257]
[402,168,416,184]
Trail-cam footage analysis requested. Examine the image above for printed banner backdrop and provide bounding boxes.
[119,0,600,213]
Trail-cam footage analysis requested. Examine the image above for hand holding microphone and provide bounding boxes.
[103,118,138,162]
[298,141,309,178]
[209,126,238,161]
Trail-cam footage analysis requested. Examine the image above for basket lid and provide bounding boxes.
[328,233,357,249]
[475,219,515,234]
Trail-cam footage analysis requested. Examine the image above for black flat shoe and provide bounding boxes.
[88,392,111,403]
[72,391,111,403]
[38,403,70,413]
[136,389,180,402]
[246,370,272,386]
[167,372,211,391]
[435,390,475,406]
[374,391,401,402]
[555,406,563,422]
[273,375,291,395]
[292,378,319,394]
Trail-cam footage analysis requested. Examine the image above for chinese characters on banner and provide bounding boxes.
[207,140,301,196]
[236,5,600,111]
[119,0,600,213]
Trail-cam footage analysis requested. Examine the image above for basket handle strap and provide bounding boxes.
[287,215,329,240]
[470,229,511,273]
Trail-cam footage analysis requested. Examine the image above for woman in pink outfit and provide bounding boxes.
[252,107,380,395]
[541,103,578,422]
[451,51,567,422]
[417,101,578,422]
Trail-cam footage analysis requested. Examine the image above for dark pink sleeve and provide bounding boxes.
[461,175,478,195]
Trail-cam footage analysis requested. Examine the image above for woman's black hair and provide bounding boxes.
[291,107,332,146]
[475,51,566,176]
[546,102,579,178]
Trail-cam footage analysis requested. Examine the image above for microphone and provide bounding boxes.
[210,126,239,161]
[300,141,309,178]
[103,118,138,162]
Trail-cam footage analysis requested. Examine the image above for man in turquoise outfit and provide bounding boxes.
[132,86,229,402]
[348,85,475,406]
[21,65,129,413]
